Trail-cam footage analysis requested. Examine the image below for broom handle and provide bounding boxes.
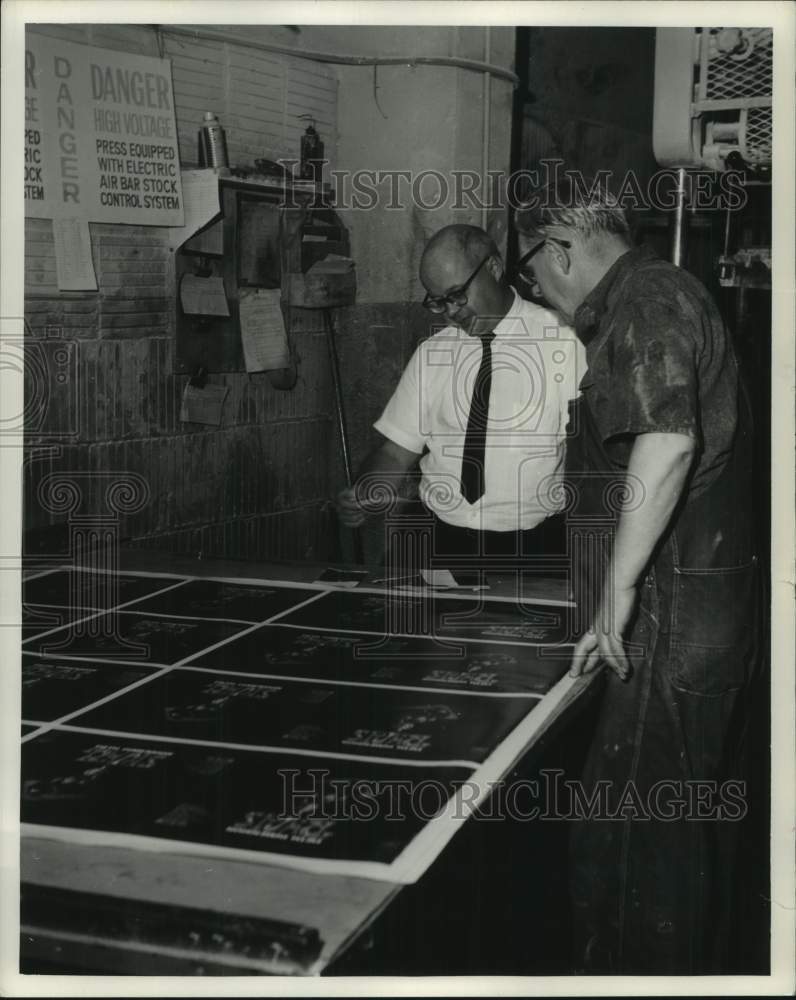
[323,309,364,565]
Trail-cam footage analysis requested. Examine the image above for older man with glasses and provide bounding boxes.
[514,178,760,975]
[337,223,585,568]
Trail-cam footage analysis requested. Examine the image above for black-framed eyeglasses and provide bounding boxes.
[516,236,572,270]
[423,253,491,314]
[516,237,572,296]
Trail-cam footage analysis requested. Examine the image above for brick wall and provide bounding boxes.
[24,218,338,560]
[24,25,340,563]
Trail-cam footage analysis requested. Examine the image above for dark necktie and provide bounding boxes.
[460,332,495,504]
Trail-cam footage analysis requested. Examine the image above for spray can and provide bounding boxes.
[299,116,324,181]
[198,111,229,169]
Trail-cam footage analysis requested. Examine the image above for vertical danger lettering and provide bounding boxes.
[57,106,75,129]
[55,55,79,204]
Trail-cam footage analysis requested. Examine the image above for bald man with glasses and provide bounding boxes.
[337,223,585,566]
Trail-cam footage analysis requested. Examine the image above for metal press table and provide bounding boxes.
[19,551,599,976]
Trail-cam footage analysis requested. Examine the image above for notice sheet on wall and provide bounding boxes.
[52,217,97,290]
[238,289,290,372]
[25,34,183,226]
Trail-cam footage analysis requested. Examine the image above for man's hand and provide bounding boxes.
[336,486,367,527]
[569,584,638,681]
[569,433,695,682]
[336,439,421,529]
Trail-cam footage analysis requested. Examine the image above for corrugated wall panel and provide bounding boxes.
[161,33,337,169]
[25,25,338,176]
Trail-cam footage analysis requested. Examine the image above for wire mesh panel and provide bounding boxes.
[704,28,773,102]
[691,27,773,169]
[744,106,773,163]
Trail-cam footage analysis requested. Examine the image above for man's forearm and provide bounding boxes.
[353,440,420,507]
[609,432,696,590]
[571,432,696,676]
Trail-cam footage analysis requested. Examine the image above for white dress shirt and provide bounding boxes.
[374,290,586,531]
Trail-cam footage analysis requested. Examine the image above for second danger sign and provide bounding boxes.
[25,34,184,226]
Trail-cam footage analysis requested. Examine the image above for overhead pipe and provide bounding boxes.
[159,25,519,87]
[481,27,491,231]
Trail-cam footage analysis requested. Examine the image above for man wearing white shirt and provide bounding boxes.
[337,224,585,563]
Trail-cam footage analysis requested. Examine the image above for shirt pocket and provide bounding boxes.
[668,559,758,696]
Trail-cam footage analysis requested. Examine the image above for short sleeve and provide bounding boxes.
[597,299,700,444]
[373,344,427,454]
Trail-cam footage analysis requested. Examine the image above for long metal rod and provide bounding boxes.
[723,205,732,257]
[323,309,363,564]
[671,167,689,267]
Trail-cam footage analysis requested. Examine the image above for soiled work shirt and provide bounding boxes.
[573,245,739,497]
[375,290,586,531]
[565,246,756,978]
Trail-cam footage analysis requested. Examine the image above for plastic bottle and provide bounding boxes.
[299,116,324,181]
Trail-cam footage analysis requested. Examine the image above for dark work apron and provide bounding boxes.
[565,382,759,974]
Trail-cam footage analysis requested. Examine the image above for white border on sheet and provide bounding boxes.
[176,663,549,697]
[1,0,793,996]
[17,670,583,885]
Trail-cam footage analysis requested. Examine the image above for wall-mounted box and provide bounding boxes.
[174,177,352,374]
[285,268,357,309]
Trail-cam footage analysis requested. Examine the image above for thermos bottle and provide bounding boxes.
[198,111,229,169]
[299,116,324,181]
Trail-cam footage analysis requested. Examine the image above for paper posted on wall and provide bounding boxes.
[179,382,229,426]
[307,254,355,275]
[180,274,230,317]
[238,288,290,372]
[182,220,224,256]
[25,35,184,227]
[168,169,221,251]
[52,218,97,291]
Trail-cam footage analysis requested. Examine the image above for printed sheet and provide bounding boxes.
[20,568,579,883]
